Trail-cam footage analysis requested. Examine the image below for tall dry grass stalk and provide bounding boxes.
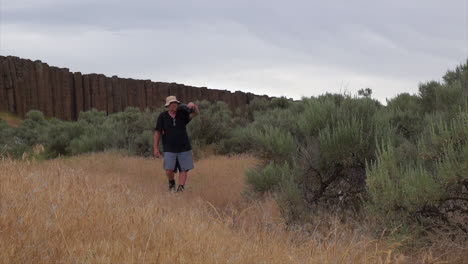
[0,152,465,263]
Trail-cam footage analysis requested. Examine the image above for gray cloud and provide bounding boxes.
[1,0,467,102]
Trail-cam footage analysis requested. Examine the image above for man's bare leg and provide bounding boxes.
[179,171,188,185]
[166,170,175,180]
[166,170,176,191]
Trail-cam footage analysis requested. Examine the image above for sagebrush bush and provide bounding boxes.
[217,127,254,155]
[106,107,158,156]
[276,172,308,223]
[366,107,468,234]
[1,110,49,158]
[0,119,15,158]
[219,103,299,157]
[419,60,468,116]
[245,161,306,222]
[290,95,386,209]
[245,161,292,194]
[385,94,425,140]
[43,119,86,158]
[237,61,467,230]
[251,125,296,162]
[188,100,232,148]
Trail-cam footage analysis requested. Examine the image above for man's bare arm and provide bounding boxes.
[153,131,161,157]
[187,102,200,119]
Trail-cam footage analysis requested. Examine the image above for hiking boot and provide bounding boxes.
[168,180,176,193]
[176,185,185,193]
[169,185,176,193]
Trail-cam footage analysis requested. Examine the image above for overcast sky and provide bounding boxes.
[1,0,467,102]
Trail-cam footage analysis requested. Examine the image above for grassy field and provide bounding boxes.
[0,152,465,263]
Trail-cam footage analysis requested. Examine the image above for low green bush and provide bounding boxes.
[0,119,15,158]
[246,161,292,194]
[188,100,232,148]
[366,107,468,234]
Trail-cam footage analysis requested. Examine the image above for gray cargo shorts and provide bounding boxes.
[163,150,194,172]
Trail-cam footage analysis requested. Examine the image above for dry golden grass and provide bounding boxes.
[0,152,466,263]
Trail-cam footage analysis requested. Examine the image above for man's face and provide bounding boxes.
[167,102,178,112]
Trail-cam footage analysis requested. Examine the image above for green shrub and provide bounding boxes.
[220,105,299,159]
[366,108,468,234]
[43,119,86,158]
[217,126,255,154]
[252,107,300,136]
[297,96,337,136]
[67,122,110,155]
[318,117,370,167]
[103,107,157,156]
[419,61,468,116]
[78,108,107,126]
[246,161,306,222]
[15,110,47,146]
[276,172,308,223]
[133,129,154,157]
[246,162,292,194]
[235,96,292,123]
[251,125,296,162]
[385,93,424,140]
[0,119,15,158]
[0,110,49,158]
[269,96,293,109]
[291,95,385,209]
[105,107,141,149]
[239,97,271,122]
[188,100,232,147]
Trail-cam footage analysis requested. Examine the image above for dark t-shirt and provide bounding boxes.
[155,107,192,153]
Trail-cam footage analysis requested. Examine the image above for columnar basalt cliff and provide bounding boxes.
[0,56,268,120]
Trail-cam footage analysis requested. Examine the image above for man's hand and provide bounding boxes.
[153,131,161,158]
[187,102,200,119]
[154,149,160,158]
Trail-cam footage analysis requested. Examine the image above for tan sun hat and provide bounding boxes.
[165,95,180,107]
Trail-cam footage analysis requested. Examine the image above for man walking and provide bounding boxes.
[154,96,200,192]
